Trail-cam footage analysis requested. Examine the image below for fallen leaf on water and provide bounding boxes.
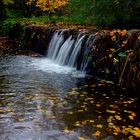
[89,120,94,123]
[133,127,140,137]
[121,29,127,36]
[64,127,71,133]
[18,118,25,122]
[128,136,134,140]
[106,109,116,114]
[138,36,140,41]
[90,101,94,104]
[96,104,101,107]
[108,116,114,121]
[87,98,93,100]
[122,127,129,135]
[67,111,73,115]
[80,105,86,108]
[114,115,122,120]
[45,110,52,116]
[113,126,121,133]
[80,94,85,97]
[96,124,103,128]
[128,115,134,120]
[78,110,84,112]
[81,120,87,125]
[92,130,101,137]
[131,112,136,117]
[111,36,116,41]
[113,132,118,135]
[109,104,119,109]
[108,123,115,128]
[75,122,81,127]
[48,97,59,100]
[98,116,102,118]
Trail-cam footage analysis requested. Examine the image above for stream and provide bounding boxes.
[0,55,140,140]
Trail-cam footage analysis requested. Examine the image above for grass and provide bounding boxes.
[18,15,94,25]
[0,15,95,35]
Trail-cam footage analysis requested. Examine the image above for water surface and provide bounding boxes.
[0,56,139,140]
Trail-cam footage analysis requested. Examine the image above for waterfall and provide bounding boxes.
[68,34,85,67]
[80,35,94,71]
[47,30,94,72]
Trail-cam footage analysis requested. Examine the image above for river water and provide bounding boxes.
[0,55,139,140]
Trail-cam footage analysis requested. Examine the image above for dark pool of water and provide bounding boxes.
[0,56,140,140]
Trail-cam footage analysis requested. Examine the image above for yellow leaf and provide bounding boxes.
[81,120,87,125]
[108,123,115,128]
[138,36,140,41]
[113,58,119,64]
[113,126,121,133]
[90,101,94,103]
[89,120,94,123]
[92,130,101,137]
[106,109,116,114]
[80,94,84,97]
[114,115,122,120]
[121,29,127,36]
[133,127,140,137]
[111,36,116,41]
[96,124,103,128]
[110,48,115,52]
[128,115,134,120]
[113,132,118,135]
[131,112,136,117]
[75,123,81,126]
[64,128,71,133]
[87,98,93,100]
[78,110,84,112]
[67,111,73,115]
[128,136,135,140]
[80,105,86,108]
[109,105,119,109]
[18,118,25,122]
[48,97,59,100]
[96,104,101,107]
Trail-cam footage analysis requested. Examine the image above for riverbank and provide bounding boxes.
[0,35,40,56]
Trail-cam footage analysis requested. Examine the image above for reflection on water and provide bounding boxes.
[0,56,140,140]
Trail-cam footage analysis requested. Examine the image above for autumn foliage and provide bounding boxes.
[27,0,68,12]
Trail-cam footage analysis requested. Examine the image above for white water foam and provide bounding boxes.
[31,58,86,77]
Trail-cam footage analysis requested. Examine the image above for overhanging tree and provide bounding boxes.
[27,0,68,13]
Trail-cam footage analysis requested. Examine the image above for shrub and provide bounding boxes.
[68,0,140,28]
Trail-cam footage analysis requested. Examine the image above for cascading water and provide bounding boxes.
[55,35,74,65]
[68,34,85,67]
[80,35,94,71]
[47,30,93,72]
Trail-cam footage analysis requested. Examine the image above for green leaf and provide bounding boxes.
[118,52,127,57]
